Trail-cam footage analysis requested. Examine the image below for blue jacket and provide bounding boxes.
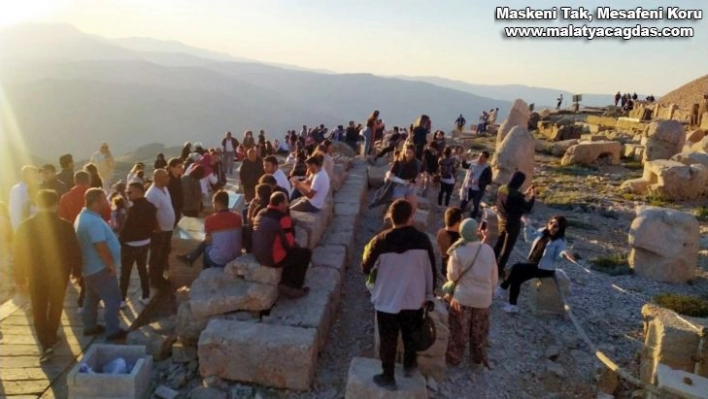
[524,224,568,271]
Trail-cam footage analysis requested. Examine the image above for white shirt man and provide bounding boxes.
[263,156,291,196]
[290,156,330,213]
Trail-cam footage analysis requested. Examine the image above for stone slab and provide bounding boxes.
[224,254,282,286]
[311,245,348,276]
[344,357,427,399]
[527,269,570,316]
[189,268,278,318]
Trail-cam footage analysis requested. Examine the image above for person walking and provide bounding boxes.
[437,147,456,207]
[459,151,492,219]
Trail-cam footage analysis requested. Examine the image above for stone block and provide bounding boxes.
[527,269,570,316]
[655,364,708,398]
[561,141,621,166]
[224,254,281,286]
[127,320,177,361]
[367,165,389,189]
[171,341,198,364]
[176,302,209,345]
[189,268,278,318]
[170,217,206,288]
[344,357,427,399]
[311,245,348,276]
[198,320,318,391]
[263,267,342,352]
[67,344,153,399]
[319,231,355,262]
[291,203,332,249]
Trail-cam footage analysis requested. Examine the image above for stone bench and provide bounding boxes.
[527,269,570,316]
[345,357,427,399]
[291,196,334,249]
[169,217,206,288]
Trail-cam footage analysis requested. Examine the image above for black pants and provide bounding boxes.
[149,231,172,287]
[500,262,555,305]
[493,220,521,278]
[438,182,454,206]
[77,277,85,308]
[415,143,425,160]
[376,145,396,160]
[377,309,423,377]
[460,188,485,219]
[276,247,311,289]
[30,279,68,351]
[120,243,150,300]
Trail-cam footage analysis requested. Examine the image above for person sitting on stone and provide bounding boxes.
[177,190,243,269]
[258,174,289,199]
[252,192,311,298]
[290,154,330,213]
[494,215,575,313]
[243,183,273,253]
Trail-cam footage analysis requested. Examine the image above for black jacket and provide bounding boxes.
[495,171,534,224]
[168,173,184,214]
[119,197,157,244]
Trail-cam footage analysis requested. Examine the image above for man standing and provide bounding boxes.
[119,182,157,306]
[90,143,115,190]
[57,154,75,188]
[239,148,265,202]
[59,171,110,223]
[252,192,311,298]
[146,169,175,289]
[290,155,330,213]
[40,164,68,197]
[166,158,184,227]
[459,151,492,219]
[222,132,239,176]
[361,199,436,390]
[263,155,291,196]
[75,188,126,341]
[13,190,82,361]
[556,94,563,110]
[9,166,40,231]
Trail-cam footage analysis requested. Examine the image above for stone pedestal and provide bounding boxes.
[344,357,427,399]
[527,269,570,316]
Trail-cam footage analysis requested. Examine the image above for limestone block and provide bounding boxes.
[171,341,197,364]
[497,99,530,146]
[550,139,579,156]
[190,268,278,318]
[368,165,390,189]
[527,269,570,316]
[561,141,621,166]
[198,320,318,391]
[412,209,432,231]
[643,120,686,162]
[311,245,348,276]
[344,357,427,399]
[224,254,281,286]
[670,151,708,168]
[622,143,644,160]
[263,267,342,352]
[492,126,535,191]
[629,206,699,284]
[640,304,708,385]
[332,141,357,157]
[643,160,708,200]
[170,217,206,288]
[620,178,649,194]
[655,364,708,398]
[291,201,333,249]
[176,302,209,344]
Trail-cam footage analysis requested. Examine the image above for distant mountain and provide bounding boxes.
[658,74,708,110]
[0,23,509,161]
[394,75,620,109]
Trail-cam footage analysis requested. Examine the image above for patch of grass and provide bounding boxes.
[645,193,674,208]
[621,193,637,201]
[589,254,633,276]
[541,192,586,210]
[548,164,598,176]
[623,161,643,170]
[654,294,708,318]
[696,206,708,221]
[565,218,598,231]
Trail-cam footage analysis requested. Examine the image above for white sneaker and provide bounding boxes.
[503,303,519,313]
[139,297,151,306]
[120,301,127,309]
[494,286,505,299]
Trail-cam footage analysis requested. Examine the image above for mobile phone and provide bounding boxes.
[480,221,488,231]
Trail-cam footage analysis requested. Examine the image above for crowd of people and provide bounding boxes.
[613,91,656,112]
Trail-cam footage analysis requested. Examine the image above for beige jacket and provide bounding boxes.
[447,242,498,308]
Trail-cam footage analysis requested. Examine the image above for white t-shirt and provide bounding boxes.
[146,185,175,231]
[272,169,291,195]
[224,139,234,152]
[308,170,330,210]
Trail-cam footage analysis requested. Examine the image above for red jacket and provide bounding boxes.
[252,206,295,265]
[58,185,111,223]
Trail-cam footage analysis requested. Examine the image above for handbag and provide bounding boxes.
[441,244,482,300]
[415,307,437,352]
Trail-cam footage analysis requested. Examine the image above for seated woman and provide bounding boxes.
[494,216,575,313]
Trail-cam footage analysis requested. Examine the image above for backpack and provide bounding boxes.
[439,158,454,180]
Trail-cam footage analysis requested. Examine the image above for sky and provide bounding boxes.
[0,0,706,95]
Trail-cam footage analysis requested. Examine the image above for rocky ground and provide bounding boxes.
[136,135,707,398]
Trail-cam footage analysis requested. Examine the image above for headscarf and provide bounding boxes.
[447,218,479,255]
[508,171,526,190]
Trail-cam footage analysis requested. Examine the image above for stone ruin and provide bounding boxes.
[496,99,531,147]
[491,101,535,190]
[641,120,686,163]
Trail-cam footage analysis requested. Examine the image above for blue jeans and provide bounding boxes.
[82,267,122,336]
[187,241,224,269]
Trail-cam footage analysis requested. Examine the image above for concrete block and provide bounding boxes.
[198,320,318,391]
[655,363,708,399]
[170,217,205,288]
[344,357,427,399]
[527,269,570,316]
[67,344,153,399]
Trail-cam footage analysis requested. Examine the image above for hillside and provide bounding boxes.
[658,74,708,110]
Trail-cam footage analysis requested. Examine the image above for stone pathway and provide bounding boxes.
[0,274,148,398]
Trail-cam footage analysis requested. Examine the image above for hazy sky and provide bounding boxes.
[2,0,707,95]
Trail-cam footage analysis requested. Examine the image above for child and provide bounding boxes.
[436,207,463,276]
[110,195,128,233]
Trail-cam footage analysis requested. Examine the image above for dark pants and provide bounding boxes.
[149,231,172,287]
[377,309,423,377]
[493,220,521,278]
[441,255,449,276]
[376,145,396,160]
[415,143,425,160]
[276,247,311,289]
[120,243,150,300]
[82,268,122,337]
[460,188,484,219]
[290,188,303,202]
[290,198,319,213]
[346,140,358,152]
[500,262,555,305]
[438,182,454,206]
[29,279,68,350]
[77,277,85,308]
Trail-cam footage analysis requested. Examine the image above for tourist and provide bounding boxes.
[9,165,40,231]
[437,147,456,207]
[90,143,115,190]
[177,191,243,269]
[83,163,104,189]
[222,131,239,176]
[13,190,82,361]
[195,145,217,195]
[240,148,265,202]
[236,144,246,161]
[252,192,311,298]
[361,199,436,390]
[374,126,404,162]
[40,164,67,197]
[154,153,167,170]
[275,139,290,155]
[259,174,289,199]
[315,140,335,180]
[495,216,575,313]
[421,142,439,197]
[373,119,385,148]
[59,171,111,223]
[363,110,381,156]
[118,182,156,306]
[180,142,192,163]
[331,124,345,142]
[300,125,308,139]
[476,111,489,133]
[614,91,621,107]
[345,121,359,152]
[444,218,497,368]
[243,183,273,253]
[258,130,267,158]
[263,155,291,196]
[166,158,185,226]
[455,114,466,131]
[243,130,256,150]
[387,144,422,215]
[127,162,145,184]
[288,150,308,201]
[264,140,275,156]
[75,188,127,341]
[493,171,535,279]
[488,108,499,125]
[146,169,175,289]
[181,165,204,217]
[57,154,75,188]
[459,151,492,219]
[290,154,330,213]
[110,195,128,233]
[436,207,463,275]
[556,94,563,110]
[412,114,431,160]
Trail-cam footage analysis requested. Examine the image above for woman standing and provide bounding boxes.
[180,142,192,162]
[154,153,167,170]
[495,216,575,313]
[363,110,381,156]
[83,163,104,189]
[421,142,439,198]
[437,146,456,207]
[493,171,535,279]
[387,144,422,215]
[445,218,498,369]
[412,115,431,160]
[181,165,204,217]
[243,130,256,151]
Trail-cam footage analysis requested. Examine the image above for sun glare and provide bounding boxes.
[0,0,64,27]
